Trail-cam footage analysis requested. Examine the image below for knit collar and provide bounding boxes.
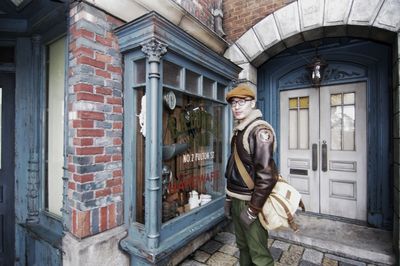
[233,109,263,132]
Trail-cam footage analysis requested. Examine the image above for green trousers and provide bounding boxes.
[232,198,274,266]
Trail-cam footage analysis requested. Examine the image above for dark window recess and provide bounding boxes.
[289,169,308,175]
[0,47,15,63]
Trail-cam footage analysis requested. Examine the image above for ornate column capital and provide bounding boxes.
[141,38,167,62]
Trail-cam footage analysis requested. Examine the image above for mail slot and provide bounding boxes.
[290,169,308,175]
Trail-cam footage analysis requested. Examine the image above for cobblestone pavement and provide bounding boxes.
[179,231,382,266]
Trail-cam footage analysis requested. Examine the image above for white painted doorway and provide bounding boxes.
[279,82,367,220]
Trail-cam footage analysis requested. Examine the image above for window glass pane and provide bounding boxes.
[203,77,214,98]
[331,106,342,150]
[135,59,146,84]
[163,60,181,88]
[185,70,199,93]
[330,94,342,106]
[299,109,309,149]
[343,92,355,105]
[135,87,146,224]
[289,98,297,109]
[0,47,14,63]
[289,110,298,149]
[46,36,66,216]
[0,88,2,168]
[299,97,309,108]
[217,83,225,101]
[161,89,224,223]
[343,105,355,150]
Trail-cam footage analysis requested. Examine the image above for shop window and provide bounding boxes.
[161,89,224,222]
[217,83,226,101]
[203,77,214,98]
[45,36,66,216]
[163,60,181,88]
[185,69,199,94]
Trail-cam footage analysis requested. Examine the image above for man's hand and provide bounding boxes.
[240,207,258,229]
[224,199,232,219]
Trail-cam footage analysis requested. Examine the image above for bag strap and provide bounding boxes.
[270,194,299,232]
[233,143,254,190]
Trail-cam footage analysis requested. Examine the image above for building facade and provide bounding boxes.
[0,0,399,265]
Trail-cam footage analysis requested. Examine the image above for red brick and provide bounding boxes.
[113,121,123,129]
[73,173,94,183]
[77,111,105,121]
[71,27,94,40]
[72,209,77,235]
[95,86,113,95]
[73,137,93,146]
[95,155,112,163]
[113,169,122,177]
[68,163,75,172]
[76,210,91,238]
[76,146,104,155]
[77,92,104,103]
[100,206,108,232]
[77,129,104,137]
[73,46,94,58]
[95,35,112,47]
[68,181,76,190]
[95,52,112,63]
[109,204,116,229]
[113,106,122,113]
[74,83,93,93]
[77,56,105,69]
[106,97,121,105]
[106,15,124,27]
[112,154,122,161]
[111,185,122,194]
[95,69,111,79]
[72,120,94,128]
[96,188,111,198]
[107,64,122,74]
[113,137,122,145]
[106,177,122,187]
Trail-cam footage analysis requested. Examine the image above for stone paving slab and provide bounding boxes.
[178,231,391,266]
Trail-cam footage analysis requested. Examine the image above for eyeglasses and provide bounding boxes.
[229,99,251,107]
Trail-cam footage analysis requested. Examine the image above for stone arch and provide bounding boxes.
[224,0,400,85]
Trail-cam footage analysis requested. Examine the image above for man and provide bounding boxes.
[225,83,278,266]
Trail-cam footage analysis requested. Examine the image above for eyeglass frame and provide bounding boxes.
[228,98,254,107]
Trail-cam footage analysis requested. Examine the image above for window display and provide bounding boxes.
[161,89,224,222]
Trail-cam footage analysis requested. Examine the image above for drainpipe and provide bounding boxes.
[27,34,41,224]
[141,38,167,249]
[212,0,225,37]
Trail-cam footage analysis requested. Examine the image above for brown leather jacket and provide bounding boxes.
[225,109,278,211]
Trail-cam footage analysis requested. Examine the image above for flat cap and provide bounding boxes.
[225,84,255,102]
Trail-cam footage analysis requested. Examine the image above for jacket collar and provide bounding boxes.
[233,109,263,132]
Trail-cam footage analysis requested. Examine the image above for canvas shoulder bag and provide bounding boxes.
[233,143,305,232]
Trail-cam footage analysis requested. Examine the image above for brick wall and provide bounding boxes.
[173,0,215,30]
[223,0,295,43]
[68,2,124,238]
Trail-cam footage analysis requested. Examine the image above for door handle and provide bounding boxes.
[312,143,318,171]
[322,140,327,172]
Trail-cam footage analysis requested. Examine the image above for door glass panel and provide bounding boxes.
[331,93,342,105]
[288,97,309,149]
[289,109,298,149]
[343,105,355,150]
[331,105,342,150]
[343,93,355,104]
[299,109,309,149]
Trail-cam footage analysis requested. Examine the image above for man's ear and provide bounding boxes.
[251,100,256,108]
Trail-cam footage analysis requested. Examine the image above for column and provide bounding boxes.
[141,38,167,249]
